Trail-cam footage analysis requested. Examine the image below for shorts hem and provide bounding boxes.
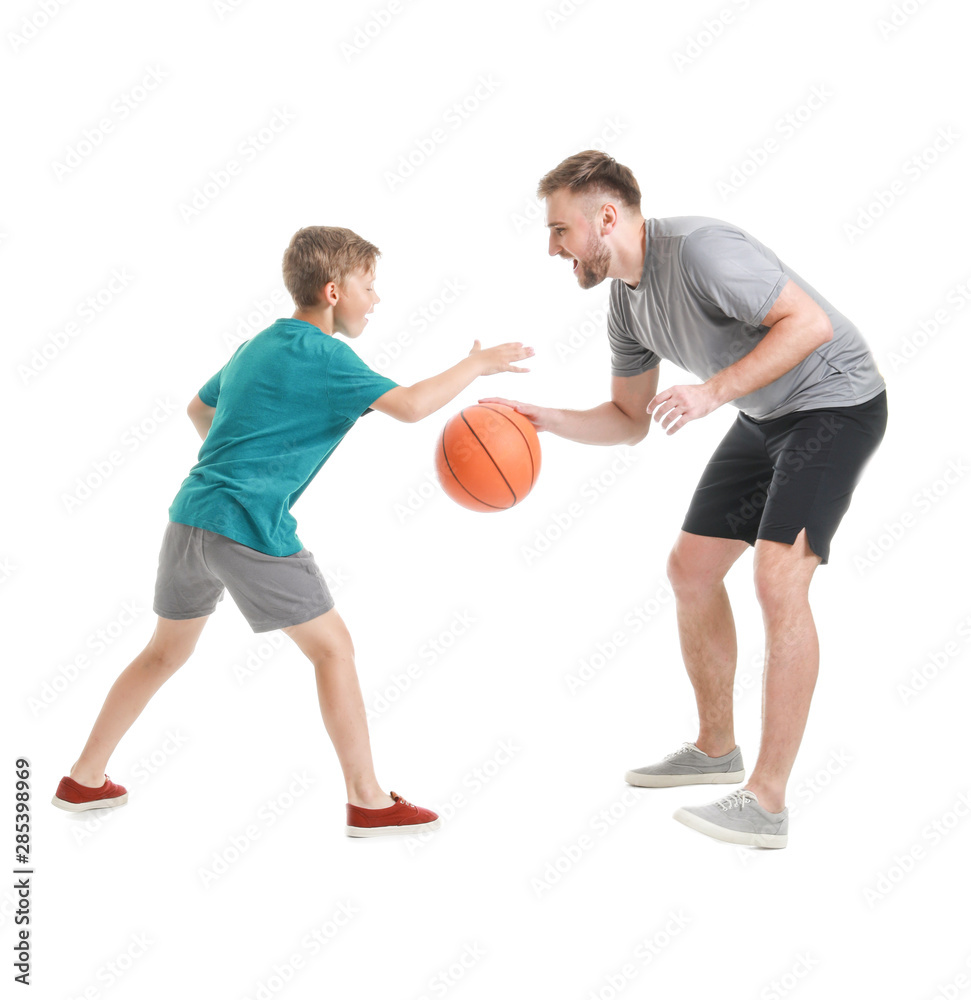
[153,606,220,620]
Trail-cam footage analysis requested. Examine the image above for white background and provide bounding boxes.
[4,0,971,997]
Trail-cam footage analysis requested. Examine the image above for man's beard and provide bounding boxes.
[576,234,611,289]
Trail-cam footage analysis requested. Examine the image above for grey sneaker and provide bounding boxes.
[673,789,788,848]
[625,742,744,787]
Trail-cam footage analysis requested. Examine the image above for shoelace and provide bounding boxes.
[717,790,758,812]
[663,743,697,761]
[389,791,414,809]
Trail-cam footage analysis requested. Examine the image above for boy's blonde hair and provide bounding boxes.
[536,150,642,214]
[282,226,380,309]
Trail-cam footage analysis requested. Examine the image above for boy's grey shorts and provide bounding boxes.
[153,521,335,633]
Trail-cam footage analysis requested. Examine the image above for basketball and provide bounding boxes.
[435,403,541,512]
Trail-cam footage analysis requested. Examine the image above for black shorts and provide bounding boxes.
[681,390,888,564]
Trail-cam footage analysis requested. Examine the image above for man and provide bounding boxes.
[481,150,887,848]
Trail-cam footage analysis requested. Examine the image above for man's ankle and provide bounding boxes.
[694,738,736,758]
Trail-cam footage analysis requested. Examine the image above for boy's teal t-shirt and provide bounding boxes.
[168,318,398,556]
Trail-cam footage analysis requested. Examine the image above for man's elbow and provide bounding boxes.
[625,417,650,445]
[813,314,834,345]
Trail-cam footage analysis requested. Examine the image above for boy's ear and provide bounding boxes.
[318,280,339,307]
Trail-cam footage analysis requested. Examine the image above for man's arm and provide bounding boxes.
[648,278,832,434]
[479,366,658,446]
[187,394,216,440]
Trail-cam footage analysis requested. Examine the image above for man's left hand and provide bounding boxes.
[647,383,722,435]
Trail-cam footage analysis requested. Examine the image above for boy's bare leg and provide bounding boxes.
[666,531,750,757]
[70,615,211,786]
[282,609,394,809]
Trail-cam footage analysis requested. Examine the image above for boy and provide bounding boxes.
[53,225,534,837]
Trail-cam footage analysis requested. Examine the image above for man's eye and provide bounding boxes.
[555,228,565,235]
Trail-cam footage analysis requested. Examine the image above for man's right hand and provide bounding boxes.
[477,397,554,432]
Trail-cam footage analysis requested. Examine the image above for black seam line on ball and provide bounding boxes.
[440,430,508,510]
[459,409,517,505]
[477,404,536,489]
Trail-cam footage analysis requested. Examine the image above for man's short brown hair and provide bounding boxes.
[282,226,380,309]
[536,150,642,214]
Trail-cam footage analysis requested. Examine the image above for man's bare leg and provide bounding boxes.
[667,531,750,757]
[744,528,822,812]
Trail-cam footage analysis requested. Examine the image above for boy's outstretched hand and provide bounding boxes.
[477,397,553,432]
[469,339,534,375]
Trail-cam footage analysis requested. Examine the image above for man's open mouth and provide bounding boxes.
[572,257,579,271]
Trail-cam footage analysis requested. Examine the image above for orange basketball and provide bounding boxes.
[435,403,541,512]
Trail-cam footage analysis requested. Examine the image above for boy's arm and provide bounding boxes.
[187,394,216,440]
[479,367,658,446]
[370,340,533,423]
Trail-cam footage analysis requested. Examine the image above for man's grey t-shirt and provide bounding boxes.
[607,216,885,420]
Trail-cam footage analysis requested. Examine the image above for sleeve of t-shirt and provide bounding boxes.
[197,342,249,407]
[326,342,400,422]
[607,287,660,377]
[679,226,790,328]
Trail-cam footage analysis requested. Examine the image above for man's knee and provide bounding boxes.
[667,533,744,598]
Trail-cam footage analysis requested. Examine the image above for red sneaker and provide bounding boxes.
[345,791,441,838]
[52,775,129,812]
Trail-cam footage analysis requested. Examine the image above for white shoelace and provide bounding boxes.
[717,790,758,811]
[663,742,697,761]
